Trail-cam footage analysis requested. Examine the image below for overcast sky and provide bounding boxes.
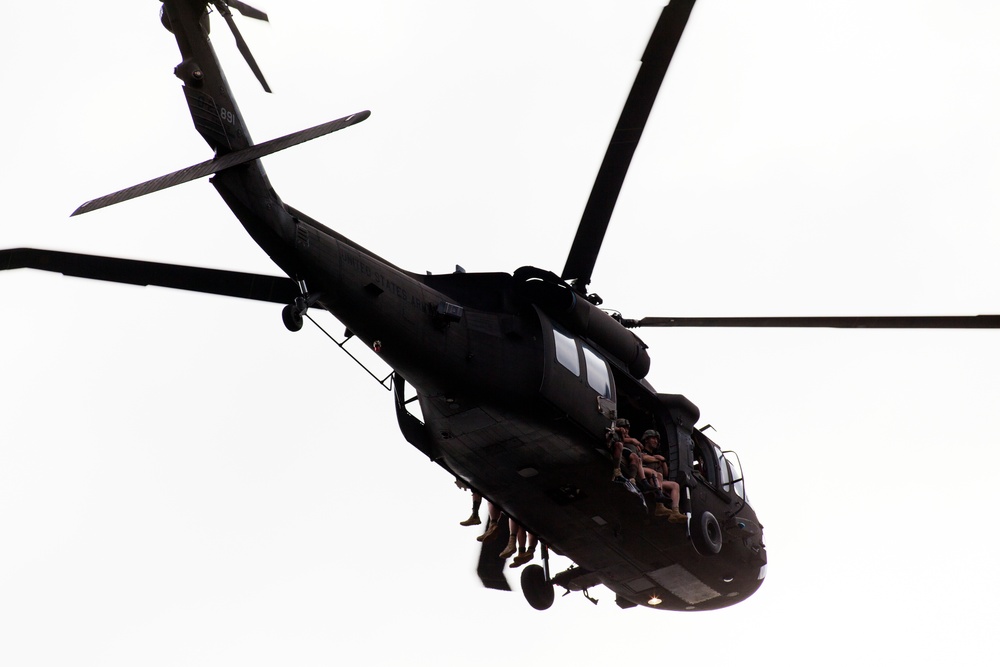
[3,1,1000,666]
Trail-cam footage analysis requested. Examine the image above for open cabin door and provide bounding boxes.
[535,307,616,437]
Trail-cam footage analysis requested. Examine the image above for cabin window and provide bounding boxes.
[536,307,617,434]
[552,326,581,375]
[582,345,612,398]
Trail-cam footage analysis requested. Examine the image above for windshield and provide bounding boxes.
[721,449,747,503]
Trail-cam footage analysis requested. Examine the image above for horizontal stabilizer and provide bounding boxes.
[73,110,371,216]
[0,248,300,305]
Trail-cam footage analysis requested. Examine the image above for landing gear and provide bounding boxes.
[281,302,304,332]
[691,510,723,555]
[520,543,555,610]
[520,564,555,610]
[283,284,321,333]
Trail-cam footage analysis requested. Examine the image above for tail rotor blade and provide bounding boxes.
[213,1,272,92]
[227,0,269,22]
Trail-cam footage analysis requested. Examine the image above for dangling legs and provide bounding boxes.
[460,491,482,526]
[499,517,519,558]
[477,502,502,542]
[511,531,538,568]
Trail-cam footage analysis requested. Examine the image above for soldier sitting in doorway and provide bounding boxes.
[606,418,642,484]
[606,417,647,509]
[639,429,686,523]
[607,419,679,520]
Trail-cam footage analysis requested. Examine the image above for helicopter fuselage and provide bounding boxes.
[136,0,772,611]
[223,175,768,609]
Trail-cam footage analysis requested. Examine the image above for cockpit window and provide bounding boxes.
[552,326,580,375]
[692,430,721,487]
[582,345,612,398]
[716,444,732,492]
[723,450,747,501]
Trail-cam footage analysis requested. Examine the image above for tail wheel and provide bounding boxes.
[691,510,723,555]
[520,564,555,610]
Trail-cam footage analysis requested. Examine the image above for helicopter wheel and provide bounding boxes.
[282,304,304,332]
[520,564,555,610]
[691,510,723,555]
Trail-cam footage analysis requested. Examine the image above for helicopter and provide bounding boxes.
[3,0,999,614]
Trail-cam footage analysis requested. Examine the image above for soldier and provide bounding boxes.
[606,418,644,484]
[639,429,685,523]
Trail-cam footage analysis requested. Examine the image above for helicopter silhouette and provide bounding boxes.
[3,0,999,612]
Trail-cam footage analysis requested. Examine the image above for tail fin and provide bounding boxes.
[76,2,364,283]
[72,3,370,216]
[162,1,267,155]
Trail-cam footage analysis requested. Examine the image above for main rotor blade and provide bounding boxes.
[214,0,272,92]
[623,315,1000,329]
[562,0,698,291]
[0,248,300,305]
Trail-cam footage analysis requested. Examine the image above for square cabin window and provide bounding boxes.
[582,345,612,398]
[553,326,580,376]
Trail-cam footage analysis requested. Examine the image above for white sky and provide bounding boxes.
[3,1,1000,665]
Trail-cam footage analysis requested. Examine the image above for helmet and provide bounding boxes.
[641,429,660,442]
[614,418,630,428]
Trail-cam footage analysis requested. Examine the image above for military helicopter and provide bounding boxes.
[3,0,999,613]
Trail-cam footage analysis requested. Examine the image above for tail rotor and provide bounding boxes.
[210,0,272,92]
[225,0,268,22]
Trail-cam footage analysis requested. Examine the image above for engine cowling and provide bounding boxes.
[514,267,650,378]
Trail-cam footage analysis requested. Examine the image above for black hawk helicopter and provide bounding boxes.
[3,0,999,612]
